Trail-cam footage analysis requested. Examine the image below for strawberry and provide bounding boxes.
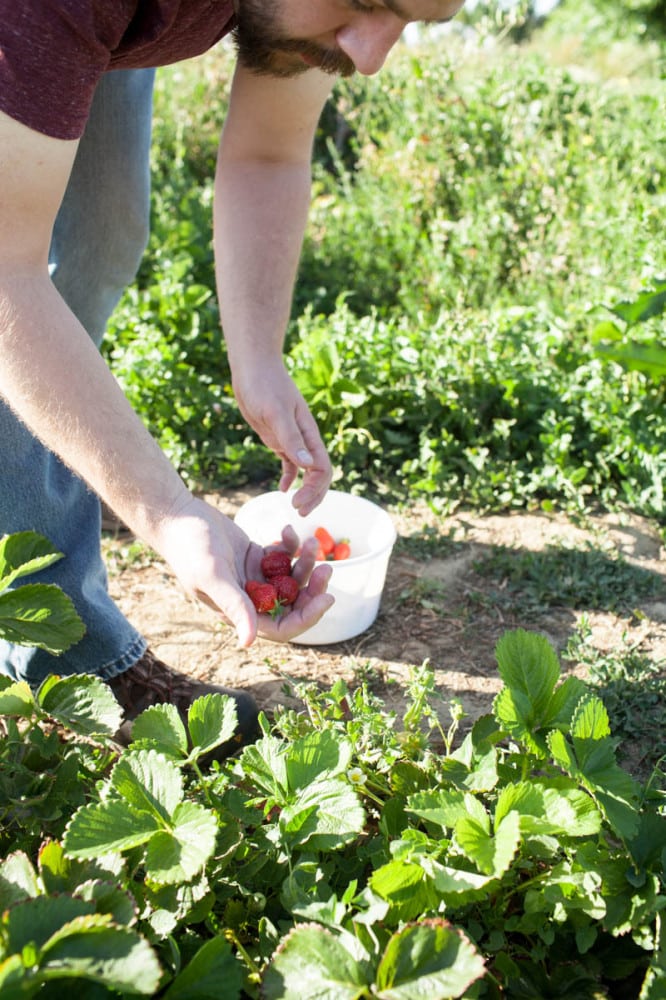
[245,580,279,614]
[260,550,292,580]
[314,526,335,558]
[332,540,351,561]
[273,575,299,606]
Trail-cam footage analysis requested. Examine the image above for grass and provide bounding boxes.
[564,617,666,777]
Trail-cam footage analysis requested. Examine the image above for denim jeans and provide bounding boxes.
[0,69,156,685]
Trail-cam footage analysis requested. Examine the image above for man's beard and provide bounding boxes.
[232,0,355,78]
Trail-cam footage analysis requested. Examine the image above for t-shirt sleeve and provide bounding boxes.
[0,1,123,140]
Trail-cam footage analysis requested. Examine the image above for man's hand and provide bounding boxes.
[154,495,334,646]
[232,357,332,515]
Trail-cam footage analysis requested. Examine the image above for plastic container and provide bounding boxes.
[235,490,397,645]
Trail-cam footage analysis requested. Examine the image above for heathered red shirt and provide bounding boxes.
[0,0,236,140]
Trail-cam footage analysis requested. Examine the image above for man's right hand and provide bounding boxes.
[153,495,335,646]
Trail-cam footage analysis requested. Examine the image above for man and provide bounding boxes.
[0,0,464,745]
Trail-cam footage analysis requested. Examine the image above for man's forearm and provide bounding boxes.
[0,274,192,546]
[214,156,312,370]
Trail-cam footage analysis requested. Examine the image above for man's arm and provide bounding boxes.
[0,109,333,645]
[214,66,335,517]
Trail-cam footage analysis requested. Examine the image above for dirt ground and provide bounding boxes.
[103,487,666,772]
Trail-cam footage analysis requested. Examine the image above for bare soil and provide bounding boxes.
[103,487,666,774]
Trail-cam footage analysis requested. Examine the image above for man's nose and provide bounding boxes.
[336,13,406,76]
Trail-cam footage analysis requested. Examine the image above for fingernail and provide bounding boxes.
[296,449,313,465]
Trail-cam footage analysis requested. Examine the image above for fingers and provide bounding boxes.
[255,562,334,642]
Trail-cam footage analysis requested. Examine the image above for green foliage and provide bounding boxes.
[1,630,665,997]
[105,25,666,520]
[592,277,666,380]
[0,532,85,655]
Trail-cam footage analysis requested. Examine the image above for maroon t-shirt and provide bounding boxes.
[0,1,236,140]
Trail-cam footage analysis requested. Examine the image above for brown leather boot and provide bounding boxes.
[108,649,260,759]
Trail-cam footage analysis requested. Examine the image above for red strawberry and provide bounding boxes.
[333,540,351,561]
[273,575,299,606]
[245,580,279,614]
[314,526,335,557]
[260,550,292,580]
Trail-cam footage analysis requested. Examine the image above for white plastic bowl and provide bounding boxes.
[235,490,397,645]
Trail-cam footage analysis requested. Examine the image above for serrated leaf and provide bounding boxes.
[285,729,353,790]
[570,696,610,740]
[542,675,589,729]
[64,799,160,857]
[3,895,94,953]
[144,801,217,884]
[405,789,468,831]
[0,531,64,590]
[110,750,183,818]
[188,693,238,756]
[374,919,486,999]
[439,746,499,793]
[280,778,365,850]
[456,811,521,877]
[262,924,371,1000]
[0,680,36,718]
[495,781,601,838]
[163,936,242,999]
[0,584,86,654]
[0,852,40,908]
[547,730,640,841]
[130,704,188,757]
[495,630,560,717]
[369,861,439,923]
[37,674,123,736]
[432,864,493,901]
[42,913,161,994]
[239,736,289,801]
[493,687,547,756]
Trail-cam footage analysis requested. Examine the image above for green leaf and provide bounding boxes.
[570,696,611,740]
[374,919,486,999]
[41,913,161,994]
[262,924,371,1000]
[3,895,94,953]
[0,954,25,999]
[143,801,217,884]
[110,750,184,819]
[285,729,353,790]
[0,584,86,654]
[130,703,189,757]
[0,852,40,908]
[0,680,36,718]
[547,730,640,841]
[494,781,601,838]
[405,789,468,831]
[64,799,160,857]
[609,279,666,327]
[455,810,521,877]
[239,736,289,801]
[369,861,439,923]
[0,531,64,590]
[432,864,493,902]
[188,693,238,756]
[37,674,123,736]
[163,936,242,999]
[281,778,365,850]
[495,630,560,716]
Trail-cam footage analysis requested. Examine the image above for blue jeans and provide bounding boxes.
[0,69,156,685]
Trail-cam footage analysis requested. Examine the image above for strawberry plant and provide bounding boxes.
[1,622,664,997]
[0,531,85,654]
